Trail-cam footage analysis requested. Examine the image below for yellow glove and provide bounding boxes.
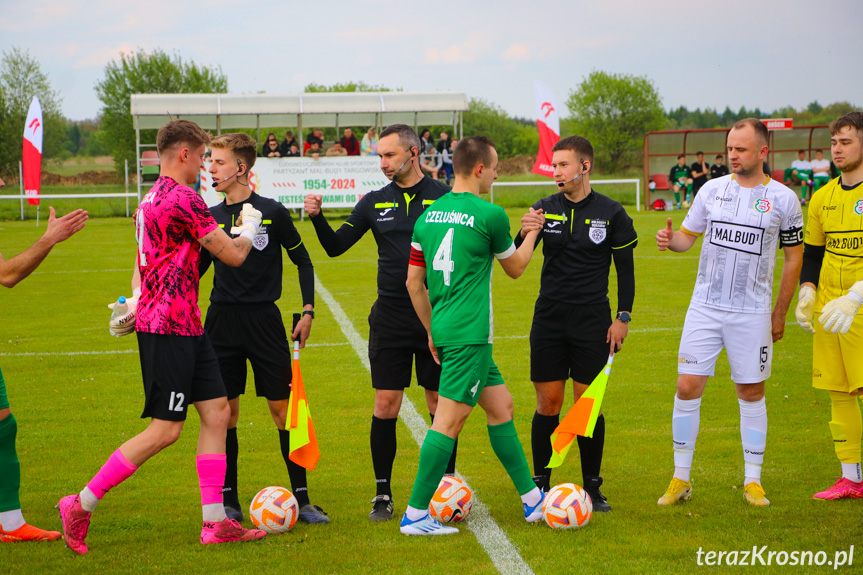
[819,281,863,334]
[795,285,816,334]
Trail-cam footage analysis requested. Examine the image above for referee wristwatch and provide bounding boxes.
[303,310,315,319]
[616,311,631,323]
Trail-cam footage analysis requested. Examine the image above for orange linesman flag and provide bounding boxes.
[547,354,614,468]
[286,314,319,471]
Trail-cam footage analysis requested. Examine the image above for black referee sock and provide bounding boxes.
[531,412,559,490]
[430,412,458,475]
[371,416,397,497]
[279,429,310,508]
[577,413,605,484]
[223,427,240,506]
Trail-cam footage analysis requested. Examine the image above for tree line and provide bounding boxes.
[0,49,857,178]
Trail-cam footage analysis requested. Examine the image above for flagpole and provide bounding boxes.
[18,161,24,221]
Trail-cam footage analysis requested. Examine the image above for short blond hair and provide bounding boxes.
[210,133,257,171]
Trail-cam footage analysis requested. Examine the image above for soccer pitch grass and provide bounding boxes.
[0,209,859,573]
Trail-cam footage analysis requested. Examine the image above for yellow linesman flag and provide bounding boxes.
[286,339,320,471]
[547,354,614,468]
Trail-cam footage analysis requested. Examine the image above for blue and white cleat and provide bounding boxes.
[399,512,458,536]
[523,492,546,523]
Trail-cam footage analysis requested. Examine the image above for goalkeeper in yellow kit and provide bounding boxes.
[796,111,863,500]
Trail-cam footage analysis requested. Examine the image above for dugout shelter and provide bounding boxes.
[130,91,469,196]
[643,124,829,210]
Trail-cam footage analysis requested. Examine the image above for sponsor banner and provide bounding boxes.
[532,81,560,178]
[23,96,43,206]
[709,220,764,255]
[762,118,793,130]
[200,156,387,210]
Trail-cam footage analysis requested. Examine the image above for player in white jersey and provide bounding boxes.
[655,119,803,507]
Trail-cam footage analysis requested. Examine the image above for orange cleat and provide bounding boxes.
[0,523,62,542]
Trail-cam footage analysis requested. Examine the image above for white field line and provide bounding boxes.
[0,341,352,358]
[315,275,534,575]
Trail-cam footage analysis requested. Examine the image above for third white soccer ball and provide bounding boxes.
[429,476,473,523]
[542,483,592,529]
[249,486,298,534]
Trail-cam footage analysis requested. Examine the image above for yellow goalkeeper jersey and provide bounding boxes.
[805,177,863,311]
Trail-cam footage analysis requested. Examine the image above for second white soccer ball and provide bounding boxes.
[429,476,473,523]
[542,482,592,529]
[249,485,298,534]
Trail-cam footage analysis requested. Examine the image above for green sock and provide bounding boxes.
[0,415,21,513]
[801,186,807,200]
[686,183,693,196]
[407,430,455,510]
[488,420,536,496]
[674,192,680,204]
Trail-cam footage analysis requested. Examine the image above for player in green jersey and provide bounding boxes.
[669,154,693,208]
[400,136,546,535]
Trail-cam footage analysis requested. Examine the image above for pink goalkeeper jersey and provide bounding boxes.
[135,176,218,336]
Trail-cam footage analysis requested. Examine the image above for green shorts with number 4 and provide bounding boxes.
[437,344,504,407]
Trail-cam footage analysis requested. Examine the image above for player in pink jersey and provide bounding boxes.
[58,120,267,554]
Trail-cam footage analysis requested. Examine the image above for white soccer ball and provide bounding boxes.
[542,483,592,529]
[429,476,473,523]
[249,486,298,534]
[682,200,692,209]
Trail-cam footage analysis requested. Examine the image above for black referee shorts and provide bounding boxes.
[205,304,292,401]
[137,332,226,422]
[529,297,611,384]
[368,296,441,391]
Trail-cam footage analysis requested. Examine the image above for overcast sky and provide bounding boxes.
[1,0,861,122]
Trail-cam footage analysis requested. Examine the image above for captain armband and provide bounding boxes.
[779,227,803,247]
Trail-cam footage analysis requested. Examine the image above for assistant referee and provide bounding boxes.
[515,135,637,511]
[200,133,329,524]
[304,124,451,522]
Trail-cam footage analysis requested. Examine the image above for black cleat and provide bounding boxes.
[532,475,550,493]
[298,504,331,524]
[224,503,245,523]
[584,477,611,512]
[369,495,394,522]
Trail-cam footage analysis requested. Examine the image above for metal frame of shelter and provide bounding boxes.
[642,124,829,210]
[130,91,469,198]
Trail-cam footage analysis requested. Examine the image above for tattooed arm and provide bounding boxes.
[197,227,253,267]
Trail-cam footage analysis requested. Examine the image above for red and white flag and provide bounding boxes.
[531,81,560,178]
[23,96,43,206]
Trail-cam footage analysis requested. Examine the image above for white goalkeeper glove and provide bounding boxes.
[108,288,140,336]
[819,281,863,334]
[230,203,263,241]
[795,285,816,334]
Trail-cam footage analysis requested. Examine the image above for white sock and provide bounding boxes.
[841,462,862,483]
[672,396,701,482]
[739,397,767,485]
[0,509,25,531]
[79,486,100,513]
[202,503,227,523]
[520,487,542,507]
[405,505,427,521]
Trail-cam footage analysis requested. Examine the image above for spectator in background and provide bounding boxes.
[306,141,323,159]
[420,129,434,152]
[279,131,298,156]
[361,127,378,156]
[285,143,301,157]
[668,155,693,209]
[441,138,457,185]
[436,131,452,154]
[341,128,361,156]
[326,142,348,157]
[690,151,709,197]
[784,149,814,204]
[711,155,729,179]
[305,129,324,155]
[263,139,282,158]
[261,132,278,157]
[810,149,831,196]
[420,145,441,180]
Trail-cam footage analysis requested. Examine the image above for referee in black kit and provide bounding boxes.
[199,133,330,524]
[515,136,637,511]
[303,124,452,522]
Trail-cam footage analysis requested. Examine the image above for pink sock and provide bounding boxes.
[196,454,226,506]
[87,449,138,499]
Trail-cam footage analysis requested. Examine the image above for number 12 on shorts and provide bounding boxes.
[168,392,185,412]
[433,228,455,286]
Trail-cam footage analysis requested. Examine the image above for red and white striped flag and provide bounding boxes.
[531,81,560,178]
[23,96,43,206]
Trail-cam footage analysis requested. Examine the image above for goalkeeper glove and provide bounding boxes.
[230,203,263,241]
[795,285,816,334]
[819,281,863,334]
[108,288,140,336]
